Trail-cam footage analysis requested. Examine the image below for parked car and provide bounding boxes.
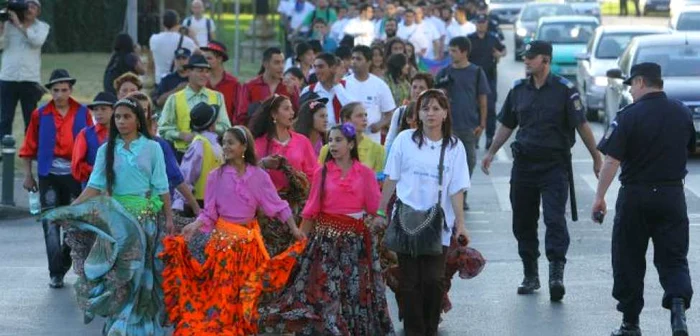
[488,0,534,24]
[535,16,599,79]
[670,5,700,30]
[565,0,602,20]
[514,2,575,60]
[640,0,671,15]
[670,0,700,17]
[604,33,700,145]
[575,25,672,121]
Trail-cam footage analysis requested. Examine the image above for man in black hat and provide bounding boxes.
[158,54,231,162]
[154,47,191,108]
[481,41,602,302]
[469,13,506,150]
[475,1,503,41]
[594,62,694,336]
[201,40,241,125]
[71,91,117,186]
[19,69,92,289]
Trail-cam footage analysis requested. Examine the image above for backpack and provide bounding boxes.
[185,16,213,44]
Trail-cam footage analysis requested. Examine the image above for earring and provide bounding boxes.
[242,152,246,159]
[273,119,277,124]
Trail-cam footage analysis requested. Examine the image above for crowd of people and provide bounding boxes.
[2,0,694,335]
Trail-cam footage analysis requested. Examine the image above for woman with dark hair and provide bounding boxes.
[384,53,411,106]
[370,44,386,77]
[384,37,406,62]
[160,126,306,336]
[103,33,145,95]
[259,123,395,335]
[404,41,419,78]
[294,97,329,156]
[284,67,306,94]
[378,89,471,336]
[385,72,434,152]
[43,97,173,336]
[250,94,318,256]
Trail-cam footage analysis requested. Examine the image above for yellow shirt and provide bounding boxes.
[318,136,386,173]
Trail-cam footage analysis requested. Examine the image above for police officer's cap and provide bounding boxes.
[174,47,192,59]
[521,40,553,58]
[623,62,662,85]
[475,13,489,22]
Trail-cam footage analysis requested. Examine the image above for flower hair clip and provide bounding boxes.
[308,100,324,110]
[340,123,356,138]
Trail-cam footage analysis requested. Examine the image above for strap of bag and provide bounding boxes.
[169,33,186,73]
[436,139,447,205]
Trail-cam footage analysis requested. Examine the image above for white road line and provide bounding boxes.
[469,229,494,233]
[495,149,511,163]
[466,210,486,214]
[492,176,512,212]
[465,220,490,224]
[581,174,620,210]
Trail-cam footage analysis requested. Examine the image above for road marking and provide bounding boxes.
[689,213,700,219]
[495,149,511,163]
[492,176,512,212]
[469,229,493,233]
[581,174,620,210]
[466,220,490,224]
[466,210,485,214]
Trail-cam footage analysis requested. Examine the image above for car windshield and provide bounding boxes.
[634,44,700,76]
[677,12,700,31]
[595,32,653,59]
[520,5,575,21]
[537,22,597,43]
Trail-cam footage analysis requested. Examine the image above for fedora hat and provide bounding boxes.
[183,54,211,70]
[86,91,117,109]
[45,69,76,89]
[200,41,229,62]
[190,102,219,132]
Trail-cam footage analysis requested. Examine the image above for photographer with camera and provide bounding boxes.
[0,0,49,140]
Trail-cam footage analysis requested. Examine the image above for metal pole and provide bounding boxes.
[159,0,166,29]
[234,0,241,76]
[125,0,138,43]
[251,0,257,63]
[2,135,16,206]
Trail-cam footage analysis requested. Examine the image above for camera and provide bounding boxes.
[0,0,28,22]
[434,73,453,89]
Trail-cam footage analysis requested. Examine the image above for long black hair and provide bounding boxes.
[399,101,417,133]
[104,97,152,195]
[294,98,327,142]
[411,89,457,149]
[318,124,361,205]
[386,53,408,84]
[248,94,290,155]
[220,126,258,179]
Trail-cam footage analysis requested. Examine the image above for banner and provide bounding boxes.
[418,56,452,76]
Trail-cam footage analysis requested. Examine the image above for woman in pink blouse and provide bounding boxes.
[159,126,306,336]
[259,123,395,335]
[250,94,319,257]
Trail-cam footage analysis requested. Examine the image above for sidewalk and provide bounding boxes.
[0,162,30,219]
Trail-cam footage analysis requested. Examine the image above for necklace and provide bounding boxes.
[425,137,442,150]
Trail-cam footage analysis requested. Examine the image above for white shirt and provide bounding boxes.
[384,130,471,246]
[183,16,216,47]
[343,18,375,46]
[417,21,441,60]
[149,31,197,84]
[446,20,476,42]
[300,82,355,128]
[344,74,396,143]
[288,2,315,31]
[397,22,430,57]
[330,17,349,42]
[385,105,407,153]
[0,20,50,83]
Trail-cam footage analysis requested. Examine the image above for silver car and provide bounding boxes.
[565,0,602,20]
[575,25,671,121]
[670,5,700,30]
[488,0,535,24]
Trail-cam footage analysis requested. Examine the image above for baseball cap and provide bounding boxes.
[174,47,192,58]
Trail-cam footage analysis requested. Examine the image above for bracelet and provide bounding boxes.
[376,210,386,218]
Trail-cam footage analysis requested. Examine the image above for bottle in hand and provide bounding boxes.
[28,191,40,215]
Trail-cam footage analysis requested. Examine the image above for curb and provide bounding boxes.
[0,205,32,220]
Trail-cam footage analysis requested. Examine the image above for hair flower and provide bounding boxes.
[341,122,356,138]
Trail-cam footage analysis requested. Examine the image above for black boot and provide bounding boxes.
[611,322,642,336]
[517,260,540,295]
[549,261,566,302]
[671,298,688,336]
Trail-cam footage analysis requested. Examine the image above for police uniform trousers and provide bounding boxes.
[612,183,693,320]
[486,76,498,140]
[510,157,570,263]
[39,174,81,278]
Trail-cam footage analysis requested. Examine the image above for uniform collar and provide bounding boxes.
[637,91,666,103]
[526,72,556,89]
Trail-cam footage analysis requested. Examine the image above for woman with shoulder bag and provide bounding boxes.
[377,89,471,336]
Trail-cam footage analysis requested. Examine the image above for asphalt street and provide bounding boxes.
[0,15,696,336]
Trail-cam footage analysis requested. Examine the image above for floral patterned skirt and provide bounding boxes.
[159,218,306,336]
[259,213,395,336]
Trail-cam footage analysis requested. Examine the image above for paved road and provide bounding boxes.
[1,15,696,336]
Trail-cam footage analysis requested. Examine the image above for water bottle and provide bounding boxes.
[28,191,40,215]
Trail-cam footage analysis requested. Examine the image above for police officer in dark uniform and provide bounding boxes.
[481,40,602,302]
[593,62,694,336]
[469,13,506,150]
[476,1,504,41]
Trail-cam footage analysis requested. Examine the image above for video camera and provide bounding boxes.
[0,0,28,22]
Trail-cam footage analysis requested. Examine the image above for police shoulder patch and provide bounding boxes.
[557,76,575,89]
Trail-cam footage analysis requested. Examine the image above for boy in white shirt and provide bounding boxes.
[182,0,216,47]
[446,6,476,42]
[343,3,376,46]
[415,6,442,60]
[397,9,430,57]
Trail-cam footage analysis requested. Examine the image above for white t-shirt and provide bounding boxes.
[384,129,471,246]
[446,20,477,42]
[344,74,396,143]
[343,18,376,46]
[300,82,355,128]
[330,17,350,42]
[417,21,441,60]
[149,32,197,84]
[183,16,216,47]
[397,22,430,57]
[288,2,315,31]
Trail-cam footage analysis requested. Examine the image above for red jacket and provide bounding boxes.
[207,71,241,125]
[235,75,299,126]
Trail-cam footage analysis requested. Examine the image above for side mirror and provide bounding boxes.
[575,53,590,61]
[606,68,623,79]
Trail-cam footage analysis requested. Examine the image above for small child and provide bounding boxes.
[174,102,224,215]
[71,92,117,187]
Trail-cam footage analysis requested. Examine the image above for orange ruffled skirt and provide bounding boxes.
[159,218,306,336]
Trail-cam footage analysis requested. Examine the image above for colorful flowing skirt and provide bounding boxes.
[43,195,166,336]
[159,218,306,336]
[259,213,395,336]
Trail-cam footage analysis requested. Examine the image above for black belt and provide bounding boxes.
[622,180,684,187]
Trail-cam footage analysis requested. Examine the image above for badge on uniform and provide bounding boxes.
[604,121,617,140]
[574,98,582,112]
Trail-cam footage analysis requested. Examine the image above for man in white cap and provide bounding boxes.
[0,0,50,141]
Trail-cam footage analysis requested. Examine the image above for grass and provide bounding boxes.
[599,0,670,16]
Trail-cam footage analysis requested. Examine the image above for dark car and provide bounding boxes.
[604,33,700,145]
[640,0,671,15]
[514,2,576,61]
[489,0,535,24]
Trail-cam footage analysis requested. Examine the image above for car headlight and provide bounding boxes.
[594,76,608,86]
[517,27,528,37]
